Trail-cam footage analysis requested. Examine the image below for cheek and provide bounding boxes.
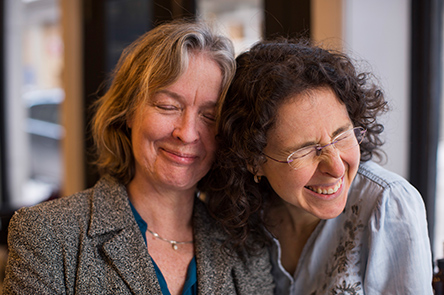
[342,148,361,182]
[144,114,177,139]
[132,124,156,146]
[288,167,316,189]
[199,123,217,149]
[347,148,361,170]
[264,165,312,194]
[264,170,312,208]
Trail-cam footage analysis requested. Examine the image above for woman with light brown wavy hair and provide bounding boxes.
[206,38,433,294]
[3,20,274,295]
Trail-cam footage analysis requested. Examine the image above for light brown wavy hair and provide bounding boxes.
[205,38,389,257]
[91,19,235,185]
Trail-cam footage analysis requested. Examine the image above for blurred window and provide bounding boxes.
[436,70,444,260]
[4,0,64,208]
[196,0,264,55]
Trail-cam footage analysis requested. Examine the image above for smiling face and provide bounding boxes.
[127,53,223,193]
[258,87,360,221]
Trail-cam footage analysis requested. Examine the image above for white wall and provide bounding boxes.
[343,0,410,178]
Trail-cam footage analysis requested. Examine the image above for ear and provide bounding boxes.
[126,114,133,129]
[247,163,264,177]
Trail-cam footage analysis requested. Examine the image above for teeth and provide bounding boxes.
[307,179,342,195]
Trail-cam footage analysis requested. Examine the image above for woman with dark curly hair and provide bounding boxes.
[206,39,433,294]
[2,20,274,294]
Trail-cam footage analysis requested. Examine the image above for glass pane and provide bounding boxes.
[436,9,444,262]
[436,74,444,261]
[196,0,264,55]
[105,0,152,73]
[437,140,444,260]
[5,0,64,208]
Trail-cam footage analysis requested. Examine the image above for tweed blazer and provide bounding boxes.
[3,177,274,294]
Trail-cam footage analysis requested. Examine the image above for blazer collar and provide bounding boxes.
[88,177,162,294]
[193,200,240,293]
[88,176,133,236]
[87,178,238,294]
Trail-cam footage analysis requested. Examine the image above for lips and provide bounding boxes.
[161,147,199,164]
[305,178,343,195]
[166,149,197,158]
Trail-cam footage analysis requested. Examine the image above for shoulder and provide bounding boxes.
[192,199,274,294]
[348,161,427,231]
[352,161,423,205]
[192,199,227,256]
[352,164,433,293]
[350,161,427,227]
[356,161,414,190]
[9,177,124,240]
[193,198,241,252]
[10,189,92,235]
[5,186,96,282]
[232,247,274,294]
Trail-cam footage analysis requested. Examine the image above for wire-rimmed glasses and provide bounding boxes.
[263,127,366,170]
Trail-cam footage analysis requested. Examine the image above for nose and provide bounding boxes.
[317,145,345,177]
[172,112,200,143]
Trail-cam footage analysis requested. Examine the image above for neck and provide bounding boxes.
[126,175,196,240]
[267,202,320,275]
[269,202,320,237]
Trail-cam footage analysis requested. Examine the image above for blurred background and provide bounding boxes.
[0,0,442,283]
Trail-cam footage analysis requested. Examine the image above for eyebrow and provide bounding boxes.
[331,123,353,138]
[154,89,218,109]
[289,123,354,152]
[155,89,183,101]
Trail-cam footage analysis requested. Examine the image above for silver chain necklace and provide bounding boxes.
[146,228,194,250]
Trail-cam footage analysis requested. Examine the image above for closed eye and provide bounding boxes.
[201,113,216,123]
[332,128,356,144]
[156,104,179,111]
[290,146,316,160]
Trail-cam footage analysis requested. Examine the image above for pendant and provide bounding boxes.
[172,242,178,250]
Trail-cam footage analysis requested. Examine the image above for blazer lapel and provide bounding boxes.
[88,177,162,294]
[193,200,238,294]
[102,229,162,294]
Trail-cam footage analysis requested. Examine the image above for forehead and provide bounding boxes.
[151,54,223,101]
[268,88,351,147]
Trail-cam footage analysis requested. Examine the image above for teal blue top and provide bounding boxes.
[129,200,197,295]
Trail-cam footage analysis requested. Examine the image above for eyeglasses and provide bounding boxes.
[263,127,366,170]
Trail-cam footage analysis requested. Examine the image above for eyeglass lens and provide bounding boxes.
[288,127,365,169]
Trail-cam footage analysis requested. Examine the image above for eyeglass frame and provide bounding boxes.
[263,126,366,170]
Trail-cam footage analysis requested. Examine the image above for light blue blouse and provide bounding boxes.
[270,161,434,295]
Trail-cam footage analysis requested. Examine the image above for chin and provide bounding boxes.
[318,210,344,220]
[315,200,348,220]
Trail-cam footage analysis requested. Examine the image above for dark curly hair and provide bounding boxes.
[203,38,388,257]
